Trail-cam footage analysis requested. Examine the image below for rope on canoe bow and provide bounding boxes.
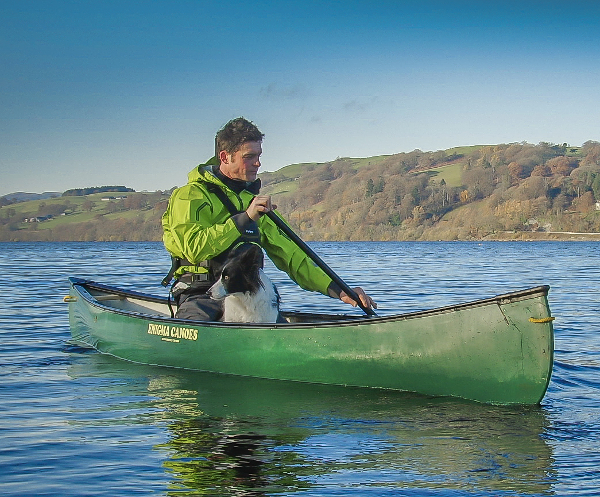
[529,317,555,323]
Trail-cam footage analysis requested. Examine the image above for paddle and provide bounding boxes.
[265,211,377,316]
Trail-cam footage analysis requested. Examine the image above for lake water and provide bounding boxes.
[1,241,599,496]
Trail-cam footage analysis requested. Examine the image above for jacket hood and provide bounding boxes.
[187,156,220,184]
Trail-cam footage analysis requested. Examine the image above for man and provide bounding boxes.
[162,117,376,320]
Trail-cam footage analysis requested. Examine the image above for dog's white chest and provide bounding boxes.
[221,270,279,323]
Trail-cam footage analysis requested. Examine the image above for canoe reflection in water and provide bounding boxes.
[160,421,270,493]
[67,356,556,495]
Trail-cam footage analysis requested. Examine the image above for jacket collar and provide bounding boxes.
[211,165,261,195]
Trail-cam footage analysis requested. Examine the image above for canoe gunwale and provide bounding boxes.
[69,277,551,329]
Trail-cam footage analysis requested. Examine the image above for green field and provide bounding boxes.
[1,192,167,232]
[424,162,465,188]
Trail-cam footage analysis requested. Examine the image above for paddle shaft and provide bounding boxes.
[265,211,376,316]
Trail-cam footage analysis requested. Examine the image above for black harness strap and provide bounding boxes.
[161,256,181,287]
[205,183,243,215]
[161,257,209,287]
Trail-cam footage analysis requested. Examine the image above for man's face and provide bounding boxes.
[219,141,262,182]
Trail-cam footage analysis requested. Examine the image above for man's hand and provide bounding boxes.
[247,195,277,221]
[339,287,377,310]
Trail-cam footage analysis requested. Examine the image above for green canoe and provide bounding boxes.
[66,277,554,405]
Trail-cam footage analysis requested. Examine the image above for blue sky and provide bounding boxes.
[1,0,599,195]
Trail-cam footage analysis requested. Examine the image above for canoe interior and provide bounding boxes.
[76,282,362,325]
[70,277,551,327]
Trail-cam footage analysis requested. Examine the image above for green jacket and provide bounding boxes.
[162,159,334,296]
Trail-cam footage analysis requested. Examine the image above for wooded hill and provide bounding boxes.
[2,140,600,242]
[261,140,600,241]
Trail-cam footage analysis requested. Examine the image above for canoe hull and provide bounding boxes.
[67,278,554,404]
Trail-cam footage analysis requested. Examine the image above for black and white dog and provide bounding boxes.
[208,243,280,323]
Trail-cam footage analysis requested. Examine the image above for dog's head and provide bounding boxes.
[208,243,265,299]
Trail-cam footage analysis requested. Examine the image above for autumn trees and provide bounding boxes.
[270,141,600,240]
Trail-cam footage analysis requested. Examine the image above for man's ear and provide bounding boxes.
[219,150,230,164]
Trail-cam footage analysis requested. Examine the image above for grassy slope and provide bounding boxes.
[3,192,164,234]
[424,163,465,188]
[417,146,484,188]
[261,155,392,196]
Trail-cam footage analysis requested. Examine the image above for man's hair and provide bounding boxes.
[215,117,264,157]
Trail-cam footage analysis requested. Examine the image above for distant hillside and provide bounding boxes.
[1,192,61,204]
[0,190,169,241]
[2,141,600,242]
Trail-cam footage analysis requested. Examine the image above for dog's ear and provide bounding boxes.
[239,243,264,269]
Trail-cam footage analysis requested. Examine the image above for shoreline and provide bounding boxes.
[480,231,600,241]
[3,231,600,243]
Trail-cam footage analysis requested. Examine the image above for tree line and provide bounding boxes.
[62,186,135,196]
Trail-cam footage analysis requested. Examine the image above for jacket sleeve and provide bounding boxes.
[259,212,333,296]
[162,184,242,264]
